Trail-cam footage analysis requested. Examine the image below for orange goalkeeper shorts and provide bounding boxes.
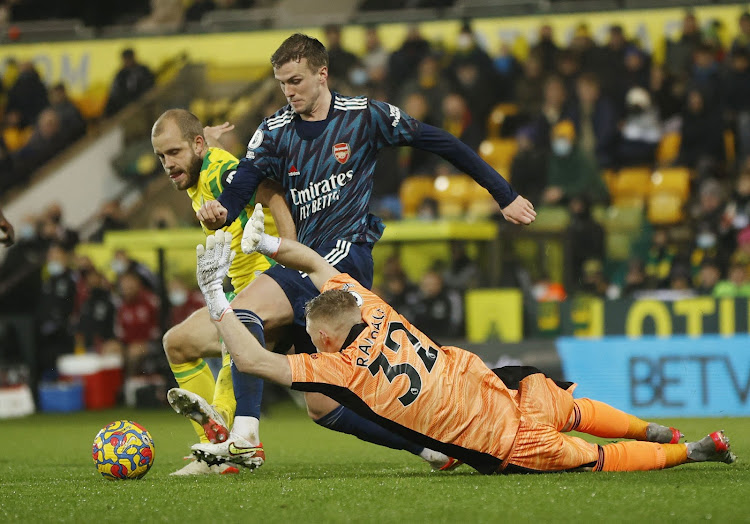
[505,373,599,472]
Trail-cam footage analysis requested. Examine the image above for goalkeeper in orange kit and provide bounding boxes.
[189,205,737,474]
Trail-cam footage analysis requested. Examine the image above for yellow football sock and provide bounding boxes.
[170,359,215,443]
[211,352,236,431]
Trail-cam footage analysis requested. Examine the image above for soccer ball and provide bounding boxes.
[92,420,155,479]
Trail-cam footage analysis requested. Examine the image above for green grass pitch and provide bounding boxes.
[1,403,747,523]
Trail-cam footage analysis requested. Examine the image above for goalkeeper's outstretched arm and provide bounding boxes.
[242,203,339,292]
[196,230,292,386]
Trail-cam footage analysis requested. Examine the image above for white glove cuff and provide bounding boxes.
[256,233,281,258]
[205,285,231,321]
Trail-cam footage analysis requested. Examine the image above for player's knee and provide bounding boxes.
[162,324,197,364]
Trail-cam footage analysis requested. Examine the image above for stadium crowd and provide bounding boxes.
[0,47,154,194]
[3,9,750,386]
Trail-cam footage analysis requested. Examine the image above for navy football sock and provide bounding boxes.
[315,404,424,456]
[231,309,265,419]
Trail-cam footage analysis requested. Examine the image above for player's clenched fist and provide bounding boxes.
[241,203,280,257]
[501,195,537,225]
[197,200,228,230]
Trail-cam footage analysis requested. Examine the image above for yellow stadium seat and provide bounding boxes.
[656,131,681,166]
[486,103,519,138]
[478,138,517,177]
[74,82,109,120]
[601,205,644,232]
[464,179,496,218]
[648,192,684,225]
[611,167,651,207]
[650,167,691,201]
[189,98,209,123]
[607,232,633,261]
[434,174,481,218]
[434,174,473,202]
[529,206,570,233]
[400,175,435,218]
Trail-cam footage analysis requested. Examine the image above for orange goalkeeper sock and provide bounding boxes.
[573,398,648,439]
[663,444,688,468]
[600,441,666,471]
[599,442,688,471]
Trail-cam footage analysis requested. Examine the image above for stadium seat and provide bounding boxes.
[606,232,633,261]
[648,191,684,225]
[465,180,497,219]
[399,175,435,218]
[486,103,519,138]
[650,167,691,202]
[433,174,474,218]
[611,167,651,207]
[478,138,517,178]
[189,98,209,123]
[73,83,109,120]
[529,206,570,232]
[656,131,681,165]
[600,205,644,232]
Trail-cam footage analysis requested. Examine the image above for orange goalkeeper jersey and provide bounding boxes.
[287,274,522,474]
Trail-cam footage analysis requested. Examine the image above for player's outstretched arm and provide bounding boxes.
[410,123,536,225]
[196,230,292,386]
[255,179,296,240]
[242,203,338,291]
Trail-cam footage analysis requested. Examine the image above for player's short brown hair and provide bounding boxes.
[152,108,204,143]
[304,289,358,323]
[271,33,329,72]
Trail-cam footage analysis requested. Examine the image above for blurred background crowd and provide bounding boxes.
[1,1,750,392]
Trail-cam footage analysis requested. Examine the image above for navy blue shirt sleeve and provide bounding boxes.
[217,121,280,226]
[410,123,519,208]
[217,158,266,225]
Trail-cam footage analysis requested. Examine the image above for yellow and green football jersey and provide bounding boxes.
[187,147,277,293]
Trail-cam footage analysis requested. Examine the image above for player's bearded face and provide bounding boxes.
[154,137,202,191]
[179,152,202,190]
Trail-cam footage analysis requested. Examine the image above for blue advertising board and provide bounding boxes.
[557,335,750,418]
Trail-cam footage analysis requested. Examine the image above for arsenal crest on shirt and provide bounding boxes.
[333,142,351,164]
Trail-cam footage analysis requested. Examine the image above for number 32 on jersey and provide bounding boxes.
[368,322,439,407]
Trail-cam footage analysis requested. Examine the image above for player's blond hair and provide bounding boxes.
[305,289,358,324]
[152,109,204,143]
[271,33,329,72]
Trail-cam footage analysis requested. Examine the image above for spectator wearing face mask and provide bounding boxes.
[110,249,159,293]
[543,120,608,205]
[167,277,205,327]
[618,87,662,167]
[691,224,726,279]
